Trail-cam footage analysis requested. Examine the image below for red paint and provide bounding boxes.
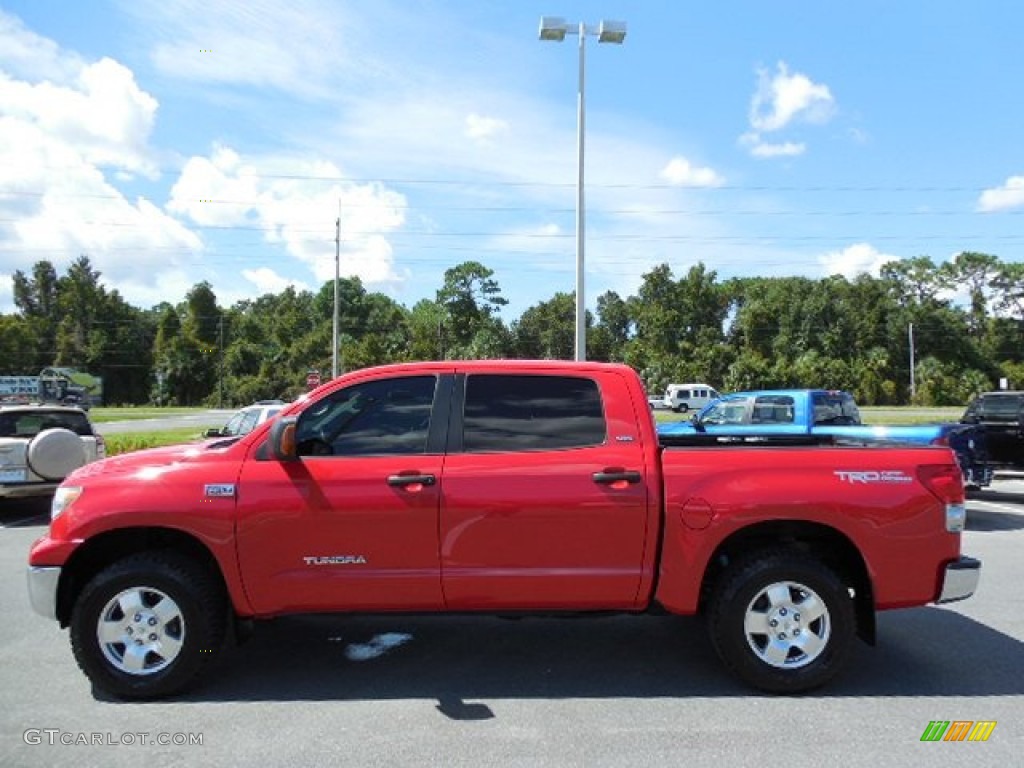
[29,360,970,624]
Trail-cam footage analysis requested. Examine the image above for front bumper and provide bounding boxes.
[936,556,981,604]
[27,566,61,620]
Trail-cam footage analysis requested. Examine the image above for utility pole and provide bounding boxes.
[218,314,225,407]
[908,322,916,401]
[333,204,340,379]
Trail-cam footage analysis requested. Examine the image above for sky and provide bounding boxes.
[1,1,1023,320]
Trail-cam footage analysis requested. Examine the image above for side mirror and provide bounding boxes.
[268,416,299,461]
[691,413,706,433]
[204,428,222,438]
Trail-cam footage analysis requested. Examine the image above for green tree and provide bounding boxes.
[0,315,35,374]
[943,251,999,336]
[12,260,59,369]
[513,292,575,359]
[436,261,509,353]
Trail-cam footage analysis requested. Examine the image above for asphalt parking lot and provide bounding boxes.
[1,481,1022,768]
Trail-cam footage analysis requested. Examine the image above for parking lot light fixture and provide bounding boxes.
[538,16,627,361]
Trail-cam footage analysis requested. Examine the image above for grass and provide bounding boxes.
[103,427,206,456]
[859,406,963,425]
[89,406,211,423]
[654,406,965,426]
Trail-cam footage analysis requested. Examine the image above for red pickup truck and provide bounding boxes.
[27,360,980,699]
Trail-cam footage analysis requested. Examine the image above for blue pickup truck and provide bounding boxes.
[658,389,992,488]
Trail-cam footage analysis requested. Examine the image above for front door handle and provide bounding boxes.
[387,473,436,487]
[592,470,642,485]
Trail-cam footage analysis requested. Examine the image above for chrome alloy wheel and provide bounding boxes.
[743,580,830,669]
[96,586,185,676]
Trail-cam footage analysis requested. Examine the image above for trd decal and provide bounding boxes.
[834,470,912,484]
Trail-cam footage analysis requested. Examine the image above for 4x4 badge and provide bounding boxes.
[204,484,236,498]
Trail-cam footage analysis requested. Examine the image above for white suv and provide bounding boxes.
[0,405,106,499]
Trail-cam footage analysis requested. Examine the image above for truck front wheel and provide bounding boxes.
[69,551,227,699]
[707,551,855,694]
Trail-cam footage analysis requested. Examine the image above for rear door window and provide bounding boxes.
[462,374,606,452]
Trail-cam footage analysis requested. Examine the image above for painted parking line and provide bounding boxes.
[968,499,1024,515]
[0,513,47,529]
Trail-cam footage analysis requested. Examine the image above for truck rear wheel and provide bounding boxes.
[707,551,855,694]
[69,551,227,699]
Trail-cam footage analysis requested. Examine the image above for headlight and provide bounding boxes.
[52,486,83,520]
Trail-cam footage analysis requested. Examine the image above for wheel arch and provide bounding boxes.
[697,520,876,645]
[56,527,229,628]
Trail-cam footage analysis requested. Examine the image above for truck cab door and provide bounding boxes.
[235,372,453,615]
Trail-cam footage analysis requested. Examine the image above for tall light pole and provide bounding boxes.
[332,202,340,379]
[539,16,626,362]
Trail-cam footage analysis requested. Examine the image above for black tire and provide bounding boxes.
[69,551,227,699]
[707,550,855,694]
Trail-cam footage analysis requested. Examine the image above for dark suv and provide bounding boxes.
[961,391,1024,468]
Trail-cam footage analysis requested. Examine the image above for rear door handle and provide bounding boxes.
[592,470,642,485]
[387,474,436,487]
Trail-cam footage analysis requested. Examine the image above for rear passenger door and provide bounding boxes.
[439,372,650,610]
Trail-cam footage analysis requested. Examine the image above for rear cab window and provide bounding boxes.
[811,392,861,425]
[979,394,1024,421]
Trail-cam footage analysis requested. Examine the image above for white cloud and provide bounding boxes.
[750,62,835,133]
[0,9,82,81]
[740,135,806,158]
[741,62,834,158]
[0,56,158,176]
[978,176,1024,212]
[0,21,201,311]
[465,113,509,142]
[818,243,896,278]
[242,267,311,295]
[168,146,409,287]
[660,156,724,187]
[133,0,360,100]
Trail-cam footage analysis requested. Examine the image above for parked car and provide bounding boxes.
[659,389,992,488]
[0,404,105,499]
[647,394,669,410]
[204,402,285,438]
[662,383,720,413]
[29,360,977,699]
[960,390,1024,468]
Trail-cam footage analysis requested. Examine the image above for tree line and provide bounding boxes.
[3,252,1023,406]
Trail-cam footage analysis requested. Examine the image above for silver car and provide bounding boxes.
[204,402,285,438]
[0,405,106,499]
